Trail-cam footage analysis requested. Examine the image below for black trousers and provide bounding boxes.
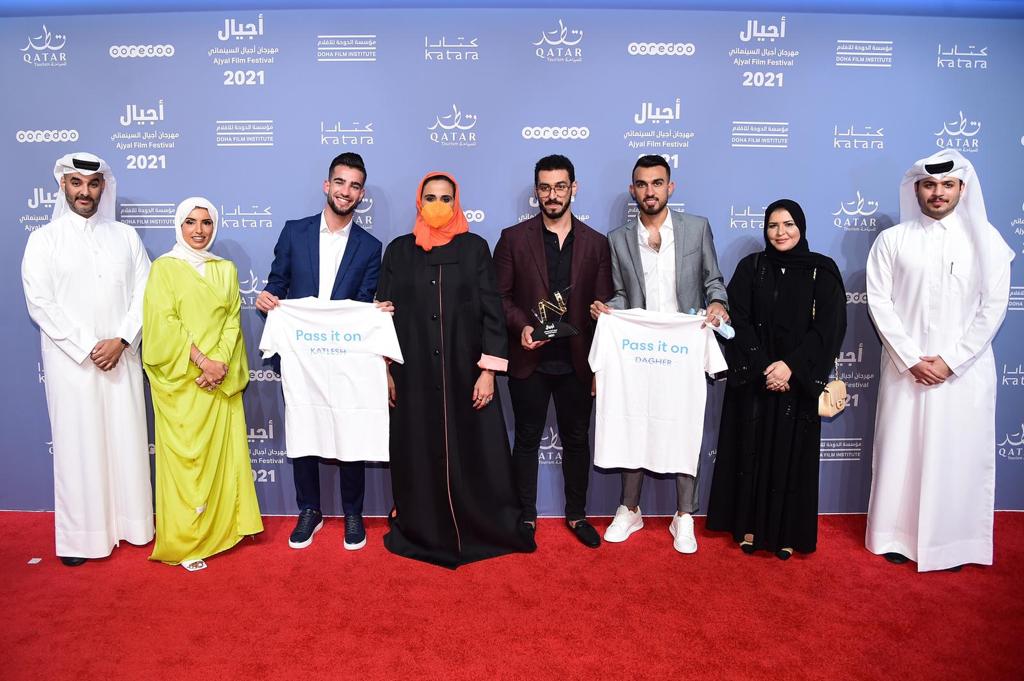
[293,457,365,517]
[508,371,593,522]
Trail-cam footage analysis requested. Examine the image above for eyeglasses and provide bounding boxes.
[536,182,571,196]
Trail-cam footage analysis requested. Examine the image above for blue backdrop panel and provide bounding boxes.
[2,6,1021,516]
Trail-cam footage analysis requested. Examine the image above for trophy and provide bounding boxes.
[531,287,579,341]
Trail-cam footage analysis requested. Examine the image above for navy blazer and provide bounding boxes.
[264,212,381,302]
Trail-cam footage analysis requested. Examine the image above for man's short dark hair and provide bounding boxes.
[534,154,575,185]
[632,154,671,181]
[328,152,367,183]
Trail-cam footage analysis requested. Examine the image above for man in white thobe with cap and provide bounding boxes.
[22,152,154,566]
[865,149,1013,572]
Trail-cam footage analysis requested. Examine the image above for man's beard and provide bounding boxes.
[636,197,666,216]
[919,197,957,220]
[542,198,570,220]
[67,193,98,218]
[328,195,356,217]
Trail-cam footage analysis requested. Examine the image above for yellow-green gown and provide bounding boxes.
[143,257,262,564]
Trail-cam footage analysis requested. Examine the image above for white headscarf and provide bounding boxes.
[162,197,223,275]
[51,152,117,222]
[899,149,1013,283]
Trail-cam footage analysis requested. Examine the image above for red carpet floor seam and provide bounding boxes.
[2,512,1021,681]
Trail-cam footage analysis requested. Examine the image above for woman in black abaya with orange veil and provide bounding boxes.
[379,172,535,568]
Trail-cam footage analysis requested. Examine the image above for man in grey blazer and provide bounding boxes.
[590,154,728,554]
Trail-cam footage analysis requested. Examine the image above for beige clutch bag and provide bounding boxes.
[818,358,847,417]
[819,378,848,417]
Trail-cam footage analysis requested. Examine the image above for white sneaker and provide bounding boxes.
[604,505,644,542]
[669,513,698,554]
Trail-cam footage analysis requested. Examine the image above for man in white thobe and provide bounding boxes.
[865,149,1013,572]
[22,153,154,566]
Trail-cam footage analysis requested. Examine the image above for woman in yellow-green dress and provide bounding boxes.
[143,196,262,571]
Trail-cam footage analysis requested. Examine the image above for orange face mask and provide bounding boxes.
[421,201,454,228]
[412,171,470,251]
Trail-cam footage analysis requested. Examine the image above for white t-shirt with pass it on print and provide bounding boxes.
[589,308,727,475]
[259,298,403,463]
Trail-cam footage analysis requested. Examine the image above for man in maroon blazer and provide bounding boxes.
[493,155,613,548]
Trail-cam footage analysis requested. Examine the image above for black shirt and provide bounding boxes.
[537,225,574,375]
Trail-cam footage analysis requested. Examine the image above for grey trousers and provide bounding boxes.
[621,470,698,515]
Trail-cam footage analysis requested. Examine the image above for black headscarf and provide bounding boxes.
[737,198,847,392]
[762,198,844,284]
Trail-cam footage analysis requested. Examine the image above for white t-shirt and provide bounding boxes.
[588,308,727,475]
[259,298,403,462]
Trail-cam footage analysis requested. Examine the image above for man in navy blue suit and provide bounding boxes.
[256,152,382,551]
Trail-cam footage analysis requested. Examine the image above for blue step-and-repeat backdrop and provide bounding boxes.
[2,3,1022,516]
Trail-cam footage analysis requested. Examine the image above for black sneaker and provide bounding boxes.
[289,509,323,549]
[344,514,366,550]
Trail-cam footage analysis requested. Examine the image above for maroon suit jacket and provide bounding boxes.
[493,214,613,382]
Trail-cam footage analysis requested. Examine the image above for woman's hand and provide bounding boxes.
[472,369,495,410]
[199,360,228,391]
[387,365,396,407]
[764,360,792,392]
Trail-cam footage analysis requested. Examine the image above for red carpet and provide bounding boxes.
[2,512,1022,681]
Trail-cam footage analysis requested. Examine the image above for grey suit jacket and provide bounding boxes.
[606,210,728,312]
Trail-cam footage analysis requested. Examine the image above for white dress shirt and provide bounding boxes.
[637,212,679,313]
[318,211,351,300]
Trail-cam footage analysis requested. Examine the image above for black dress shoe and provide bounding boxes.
[59,556,86,567]
[884,552,910,564]
[567,519,601,548]
[740,541,756,554]
[775,548,794,561]
[946,565,962,572]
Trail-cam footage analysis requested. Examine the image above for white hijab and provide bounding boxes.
[52,152,117,222]
[162,197,223,275]
[898,149,1013,286]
